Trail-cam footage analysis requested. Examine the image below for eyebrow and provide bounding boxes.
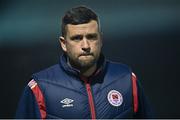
[70,33,98,40]
[86,33,98,38]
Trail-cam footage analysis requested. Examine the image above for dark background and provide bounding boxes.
[0,0,179,118]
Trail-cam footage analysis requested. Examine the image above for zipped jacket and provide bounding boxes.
[15,54,154,119]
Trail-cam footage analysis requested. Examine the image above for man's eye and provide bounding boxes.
[86,34,98,40]
[71,35,83,41]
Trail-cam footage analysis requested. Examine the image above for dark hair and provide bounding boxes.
[61,5,99,37]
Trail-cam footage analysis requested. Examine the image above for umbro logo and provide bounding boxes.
[60,98,74,108]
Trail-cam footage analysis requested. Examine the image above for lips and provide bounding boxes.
[79,53,93,57]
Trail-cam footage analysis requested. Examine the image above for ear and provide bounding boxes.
[59,36,67,52]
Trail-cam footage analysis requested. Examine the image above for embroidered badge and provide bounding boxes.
[107,90,123,107]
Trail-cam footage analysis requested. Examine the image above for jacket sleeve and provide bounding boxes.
[15,85,42,118]
[134,78,155,118]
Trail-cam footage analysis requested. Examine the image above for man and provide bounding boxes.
[15,6,154,119]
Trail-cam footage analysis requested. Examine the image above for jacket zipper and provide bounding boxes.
[81,77,96,119]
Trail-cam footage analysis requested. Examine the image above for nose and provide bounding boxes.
[81,38,90,52]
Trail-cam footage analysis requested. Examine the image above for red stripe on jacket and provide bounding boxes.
[28,79,46,119]
[131,73,138,113]
[81,76,96,119]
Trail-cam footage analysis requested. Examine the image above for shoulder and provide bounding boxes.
[105,60,132,75]
[102,60,133,84]
[99,60,134,90]
[31,64,62,81]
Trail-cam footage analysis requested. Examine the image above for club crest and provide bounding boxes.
[107,90,123,107]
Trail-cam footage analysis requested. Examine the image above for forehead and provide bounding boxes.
[66,20,99,36]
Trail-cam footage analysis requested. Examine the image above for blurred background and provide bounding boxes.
[0,0,179,118]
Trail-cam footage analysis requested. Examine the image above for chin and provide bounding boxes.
[78,60,95,68]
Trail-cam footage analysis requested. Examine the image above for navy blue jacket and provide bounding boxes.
[15,54,154,119]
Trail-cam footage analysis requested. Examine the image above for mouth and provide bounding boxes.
[79,53,93,57]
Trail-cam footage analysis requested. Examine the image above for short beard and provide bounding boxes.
[77,59,96,70]
[68,55,98,71]
[72,58,96,70]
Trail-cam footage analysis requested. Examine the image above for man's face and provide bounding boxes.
[60,20,102,70]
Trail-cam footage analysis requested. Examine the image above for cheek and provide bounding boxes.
[93,41,102,51]
[67,43,75,50]
[66,44,79,55]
